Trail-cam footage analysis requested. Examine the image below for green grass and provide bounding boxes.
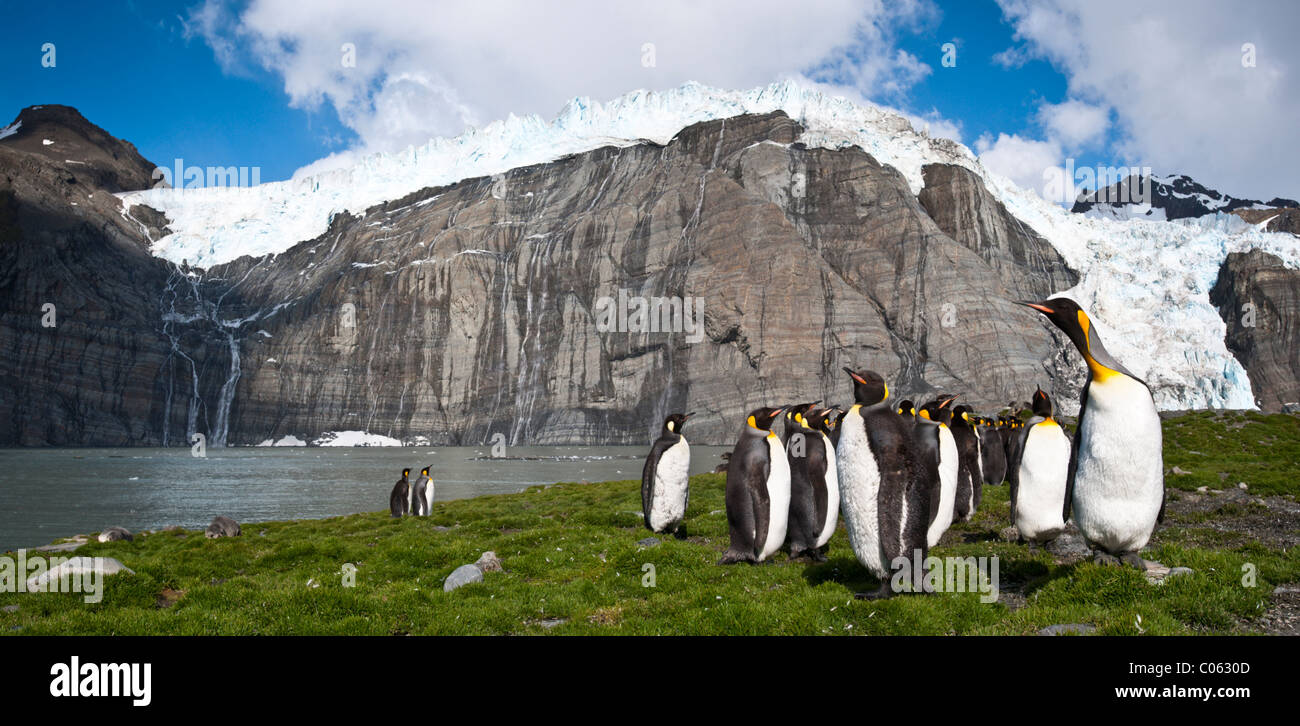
[1,412,1296,635]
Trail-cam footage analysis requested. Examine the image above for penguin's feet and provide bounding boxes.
[854,584,894,601]
[1120,552,1146,571]
[1092,551,1122,567]
[807,549,828,563]
[717,550,757,566]
[672,526,688,540]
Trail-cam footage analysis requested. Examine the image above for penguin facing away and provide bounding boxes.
[915,396,959,548]
[836,368,929,599]
[719,406,792,565]
[390,468,411,517]
[410,467,434,516]
[1020,297,1165,567]
[950,404,984,522]
[978,416,1008,487]
[1010,387,1072,543]
[783,401,827,560]
[641,412,695,535]
[808,406,841,551]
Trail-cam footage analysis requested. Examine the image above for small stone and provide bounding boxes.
[998,526,1019,542]
[1273,585,1300,595]
[1046,530,1090,557]
[637,537,661,547]
[1238,482,1248,490]
[97,527,133,543]
[1167,567,1194,578]
[432,525,451,531]
[535,617,567,629]
[1038,623,1095,636]
[25,557,134,592]
[1196,486,1209,493]
[205,516,241,539]
[443,564,483,592]
[1,605,18,613]
[1171,466,1191,475]
[475,551,503,572]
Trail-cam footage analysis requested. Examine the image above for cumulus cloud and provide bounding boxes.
[975,132,1064,199]
[996,0,1300,201]
[188,0,952,177]
[1036,98,1108,151]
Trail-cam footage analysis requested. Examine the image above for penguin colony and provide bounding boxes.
[636,297,1165,598]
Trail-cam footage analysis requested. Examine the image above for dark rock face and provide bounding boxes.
[1209,250,1300,412]
[918,163,1078,301]
[1071,173,1298,221]
[1231,207,1300,236]
[1,107,1085,446]
[0,107,236,446]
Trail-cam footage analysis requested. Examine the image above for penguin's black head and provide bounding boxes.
[421,467,429,476]
[952,404,973,427]
[1031,387,1053,417]
[402,468,410,477]
[807,406,840,433]
[918,395,956,424]
[842,367,888,406]
[784,400,822,428]
[896,399,915,416]
[746,406,787,431]
[662,412,695,435]
[1018,296,1091,356]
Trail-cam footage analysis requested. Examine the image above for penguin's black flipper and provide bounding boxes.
[1064,385,1089,523]
[720,454,763,564]
[750,468,772,560]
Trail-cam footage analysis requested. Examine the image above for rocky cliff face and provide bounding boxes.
[1072,172,1299,221]
[0,106,1250,447]
[1209,250,1300,412]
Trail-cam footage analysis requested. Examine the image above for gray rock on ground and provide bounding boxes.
[1038,623,1096,636]
[24,556,134,591]
[205,516,241,539]
[1045,529,1090,557]
[443,564,484,592]
[637,537,661,547]
[1,605,18,613]
[98,526,133,543]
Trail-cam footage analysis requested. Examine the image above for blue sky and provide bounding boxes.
[2,1,1295,201]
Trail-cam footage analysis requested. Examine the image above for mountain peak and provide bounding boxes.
[0,104,157,193]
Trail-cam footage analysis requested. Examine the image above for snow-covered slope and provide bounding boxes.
[118,80,1300,411]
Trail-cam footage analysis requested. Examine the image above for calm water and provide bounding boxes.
[0,445,730,552]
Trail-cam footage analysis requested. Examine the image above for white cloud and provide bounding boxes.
[189,0,947,177]
[976,132,1064,201]
[997,0,1300,202]
[1036,98,1108,150]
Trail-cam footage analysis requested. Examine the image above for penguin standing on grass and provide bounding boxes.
[719,406,791,564]
[915,396,959,548]
[1020,297,1165,567]
[642,412,694,535]
[836,368,929,599]
[950,405,984,522]
[783,402,826,560]
[979,416,1008,487]
[410,466,434,516]
[390,468,411,517]
[1010,387,1072,543]
[808,406,841,552]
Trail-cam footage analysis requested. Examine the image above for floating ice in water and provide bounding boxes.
[312,431,404,447]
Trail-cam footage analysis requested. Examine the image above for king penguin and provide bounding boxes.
[719,406,792,564]
[783,401,826,560]
[1020,297,1165,567]
[978,415,1008,487]
[836,368,929,598]
[808,406,841,552]
[410,466,434,517]
[1010,387,1072,543]
[642,412,695,535]
[390,468,410,517]
[915,396,959,547]
[950,404,984,522]
[896,400,915,417]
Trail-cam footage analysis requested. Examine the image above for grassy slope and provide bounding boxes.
[2,412,1296,635]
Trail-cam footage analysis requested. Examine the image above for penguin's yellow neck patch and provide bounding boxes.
[1039,417,1058,428]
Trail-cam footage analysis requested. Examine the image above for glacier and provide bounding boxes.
[116,80,1300,412]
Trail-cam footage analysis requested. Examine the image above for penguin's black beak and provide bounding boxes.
[940,394,959,408]
[842,367,866,384]
[1017,300,1055,315]
[683,412,696,419]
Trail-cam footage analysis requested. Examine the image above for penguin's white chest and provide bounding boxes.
[836,408,884,577]
[1073,376,1164,553]
[758,434,790,561]
[1015,421,1070,542]
[815,433,840,548]
[927,425,958,547]
[648,438,690,532]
